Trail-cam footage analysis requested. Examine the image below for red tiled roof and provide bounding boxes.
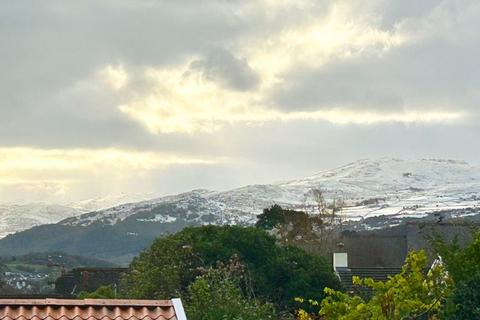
[0,299,183,320]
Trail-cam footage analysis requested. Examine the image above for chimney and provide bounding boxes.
[333,252,348,270]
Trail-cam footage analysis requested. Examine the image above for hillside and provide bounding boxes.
[0,193,161,238]
[1,158,479,264]
[0,204,80,239]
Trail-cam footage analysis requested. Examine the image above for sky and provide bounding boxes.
[1,0,479,203]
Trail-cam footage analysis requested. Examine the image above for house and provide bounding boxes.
[339,221,478,268]
[0,298,187,320]
[333,252,401,297]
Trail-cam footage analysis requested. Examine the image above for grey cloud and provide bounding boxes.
[0,0,323,150]
[188,48,260,91]
[271,2,480,115]
[0,0,249,148]
[271,61,406,111]
[375,0,442,29]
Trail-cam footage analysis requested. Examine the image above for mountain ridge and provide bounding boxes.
[63,157,480,227]
[1,158,479,264]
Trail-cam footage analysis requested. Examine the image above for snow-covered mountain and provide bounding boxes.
[0,193,161,238]
[62,158,480,228]
[2,158,479,263]
[0,203,80,238]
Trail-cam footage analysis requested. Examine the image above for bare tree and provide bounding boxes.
[312,188,327,216]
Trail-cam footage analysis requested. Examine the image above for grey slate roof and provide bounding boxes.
[335,267,402,297]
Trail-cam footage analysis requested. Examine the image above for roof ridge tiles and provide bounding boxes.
[0,300,173,307]
[0,299,182,320]
[0,316,176,320]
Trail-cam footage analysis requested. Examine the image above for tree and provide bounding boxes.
[446,271,480,319]
[433,231,480,285]
[121,225,340,312]
[255,205,307,231]
[186,257,277,320]
[256,205,340,257]
[433,231,480,319]
[120,234,198,299]
[297,251,452,320]
[256,205,318,243]
[311,189,327,215]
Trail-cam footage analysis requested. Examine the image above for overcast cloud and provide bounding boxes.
[1,0,479,203]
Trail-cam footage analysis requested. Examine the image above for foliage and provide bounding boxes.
[433,231,480,285]
[433,231,480,318]
[121,234,195,299]
[186,257,277,320]
[255,205,310,230]
[77,285,117,299]
[446,271,480,319]
[297,251,452,320]
[121,225,340,312]
[255,204,343,259]
[255,205,329,250]
[256,205,324,237]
